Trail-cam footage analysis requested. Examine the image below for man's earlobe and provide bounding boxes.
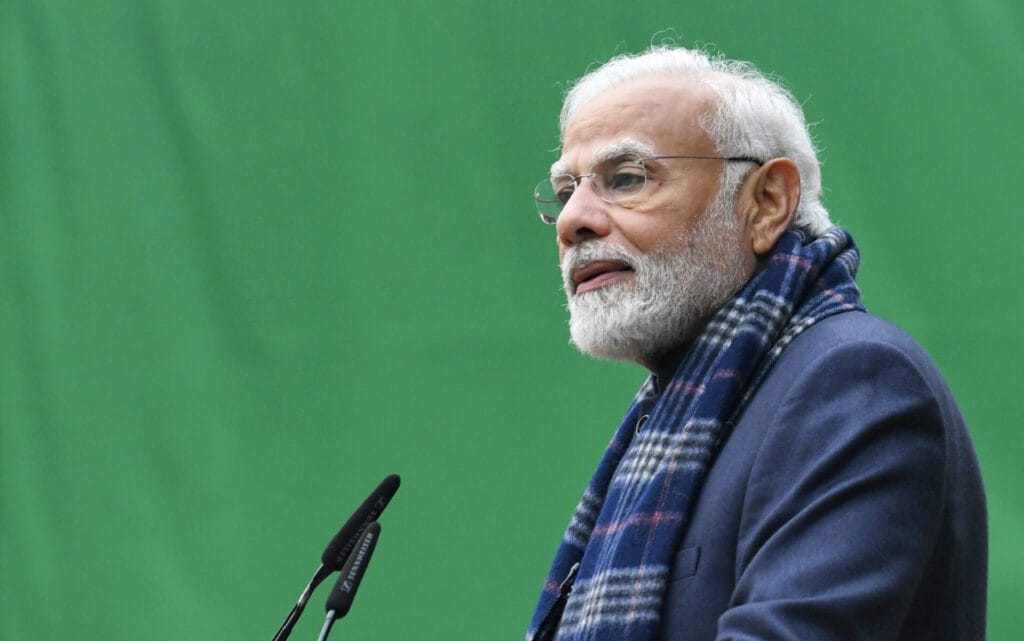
[749,158,801,255]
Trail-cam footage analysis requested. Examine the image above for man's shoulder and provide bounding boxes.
[740,309,968,447]
[769,310,951,392]
[782,310,930,360]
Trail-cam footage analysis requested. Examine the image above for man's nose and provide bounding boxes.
[556,178,613,247]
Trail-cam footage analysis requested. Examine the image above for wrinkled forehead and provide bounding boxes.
[549,138,655,177]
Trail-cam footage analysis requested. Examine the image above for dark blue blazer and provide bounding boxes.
[659,311,987,641]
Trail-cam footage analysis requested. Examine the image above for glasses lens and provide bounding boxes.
[533,156,647,224]
[598,155,647,205]
[534,176,572,224]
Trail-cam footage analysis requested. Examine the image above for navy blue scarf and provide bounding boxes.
[527,227,864,641]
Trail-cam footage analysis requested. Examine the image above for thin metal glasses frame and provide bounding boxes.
[534,154,762,224]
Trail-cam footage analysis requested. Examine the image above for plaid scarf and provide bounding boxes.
[527,227,865,641]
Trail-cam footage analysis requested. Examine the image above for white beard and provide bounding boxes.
[561,188,751,365]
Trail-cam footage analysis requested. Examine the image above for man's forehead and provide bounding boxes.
[566,74,719,131]
[550,138,656,176]
[552,76,719,175]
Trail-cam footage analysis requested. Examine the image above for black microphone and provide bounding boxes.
[319,474,399,572]
[271,474,401,641]
[316,522,382,641]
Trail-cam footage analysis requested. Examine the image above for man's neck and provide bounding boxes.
[648,342,692,393]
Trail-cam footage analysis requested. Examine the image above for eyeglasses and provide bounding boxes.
[533,153,761,224]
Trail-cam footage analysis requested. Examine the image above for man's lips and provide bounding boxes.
[571,260,634,294]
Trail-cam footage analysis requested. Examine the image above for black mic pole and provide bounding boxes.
[272,474,401,641]
[272,564,331,641]
[316,522,382,641]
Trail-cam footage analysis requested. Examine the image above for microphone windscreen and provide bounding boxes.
[321,474,400,570]
[325,521,381,618]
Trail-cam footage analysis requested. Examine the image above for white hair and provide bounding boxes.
[560,45,832,235]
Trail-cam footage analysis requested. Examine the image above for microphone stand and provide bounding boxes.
[315,609,339,641]
[272,565,330,641]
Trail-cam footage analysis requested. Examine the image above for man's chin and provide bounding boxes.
[569,334,643,363]
[567,294,709,365]
[568,311,662,364]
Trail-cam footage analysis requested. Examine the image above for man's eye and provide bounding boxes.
[606,169,646,192]
[555,184,576,204]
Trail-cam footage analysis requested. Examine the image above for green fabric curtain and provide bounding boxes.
[2,2,1020,638]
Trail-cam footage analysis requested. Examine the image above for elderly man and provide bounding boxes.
[527,47,986,641]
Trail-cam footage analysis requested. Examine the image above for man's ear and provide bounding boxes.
[739,158,801,256]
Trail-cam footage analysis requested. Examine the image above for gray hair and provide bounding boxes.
[560,46,832,235]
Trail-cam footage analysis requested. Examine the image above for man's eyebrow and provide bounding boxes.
[592,139,655,163]
[550,159,571,178]
[549,139,655,178]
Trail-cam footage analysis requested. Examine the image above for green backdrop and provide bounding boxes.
[2,2,1020,639]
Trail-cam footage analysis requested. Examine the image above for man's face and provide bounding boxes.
[554,76,755,365]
